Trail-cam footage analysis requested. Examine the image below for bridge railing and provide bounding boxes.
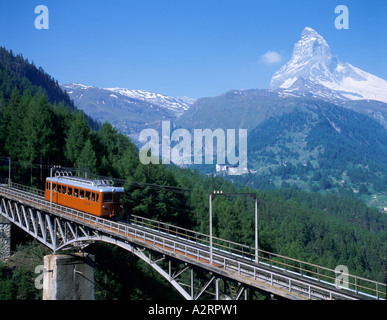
[9,181,45,197]
[130,214,386,300]
[1,183,386,300]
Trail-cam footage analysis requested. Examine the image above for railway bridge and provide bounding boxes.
[0,181,385,300]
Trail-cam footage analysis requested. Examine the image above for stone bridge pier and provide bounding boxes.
[0,216,11,261]
[43,252,95,300]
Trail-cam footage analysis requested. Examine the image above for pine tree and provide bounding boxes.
[235,198,254,246]
[1,88,24,159]
[21,93,56,164]
[51,102,73,164]
[64,111,90,165]
[0,97,4,154]
[76,138,97,174]
[216,199,238,242]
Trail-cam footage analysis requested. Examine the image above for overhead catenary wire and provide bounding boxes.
[0,157,263,199]
[0,157,193,195]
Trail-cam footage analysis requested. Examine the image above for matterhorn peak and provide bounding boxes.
[300,27,328,46]
[301,26,321,38]
[269,27,387,103]
[288,27,332,69]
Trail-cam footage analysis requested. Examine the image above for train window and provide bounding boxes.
[58,185,62,193]
[62,186,66,194]
[103,193,113,203]
[95,193,99,203]
[74,188,79,198]
[85,191,90,200]
[91,192,95,202]
[80,189,84,199]
[46,182,49,190]
[53,183,57,192]
[114,193,123,203]
[67,187,72,196]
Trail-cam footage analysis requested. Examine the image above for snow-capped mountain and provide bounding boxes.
[270,27,387,103]
[61,83,195,145]
[105,87,194,115]
[62,83,194,116]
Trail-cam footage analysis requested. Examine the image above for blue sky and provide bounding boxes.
[0,0,386,98]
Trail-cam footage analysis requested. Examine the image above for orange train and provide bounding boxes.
[44,175,125,218]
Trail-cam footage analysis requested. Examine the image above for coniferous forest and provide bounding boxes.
[0,47,386,300]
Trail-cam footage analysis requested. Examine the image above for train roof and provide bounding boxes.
[46,176,125,193]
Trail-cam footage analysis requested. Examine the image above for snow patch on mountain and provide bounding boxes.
[64,83,93,90]
[62,83,195,115]
[105,87,194,113]
[280,77,298,88]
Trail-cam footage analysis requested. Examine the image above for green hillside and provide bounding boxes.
[177,89,387,210]
[244,102,387,204]
[0,47,100,130]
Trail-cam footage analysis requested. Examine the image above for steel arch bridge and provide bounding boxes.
[0,183,385,300]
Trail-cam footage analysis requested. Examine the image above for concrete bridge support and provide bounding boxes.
[43,252,95,300]
[0,216,11,261]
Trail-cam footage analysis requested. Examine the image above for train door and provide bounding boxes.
[46,181,58,204]
[52,183,58,203]
[57,184,67,205]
